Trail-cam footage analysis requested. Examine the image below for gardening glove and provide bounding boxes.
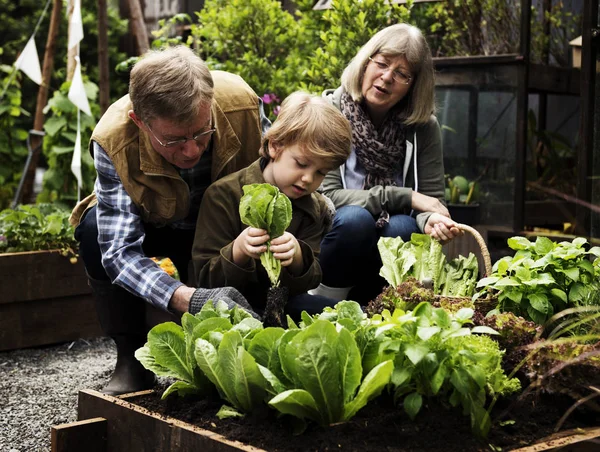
[189,286,261,320]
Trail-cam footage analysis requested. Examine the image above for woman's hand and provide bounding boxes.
[424,213,463,244]
[270,232,303,274]
[412,191,450,217]
[233,227,269,266]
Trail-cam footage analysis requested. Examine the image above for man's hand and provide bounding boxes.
[169,285,196,313]
[411,191,450,217]
[424,213,463,244]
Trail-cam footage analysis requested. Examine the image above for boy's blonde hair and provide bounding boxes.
[129,46,214,124]
[341,23,435,125]
[260,91,352,168]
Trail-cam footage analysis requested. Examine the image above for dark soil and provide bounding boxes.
[263,286,289,328]
[133,384,599,451]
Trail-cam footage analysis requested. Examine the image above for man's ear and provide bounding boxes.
[128,110,145,130]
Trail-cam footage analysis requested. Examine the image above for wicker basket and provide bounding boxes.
[432,223,497,314]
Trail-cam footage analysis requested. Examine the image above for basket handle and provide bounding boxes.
[455,223,492,276]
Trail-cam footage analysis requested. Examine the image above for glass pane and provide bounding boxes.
[525,93,580,231]
[436,63,519,228]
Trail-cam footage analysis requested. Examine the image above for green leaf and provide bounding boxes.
[471,326,500,335]
[417,326,441,341]
[285,320,344,424]
[337,327,362,404]
[161,381,201,399]
[507,236,532,250]
[43,116,68,136]
[248,327,285,370]
[550,288,568,304]
[147,322,192,382]
[269,389,323,425]
[343,360,393,421]
[528,293,550,314]
[134,345,174,377]
[404,343,429,365]
[568,283,588,303]
[216,405,245,419]
[560,267,580,282]
[430,361,448,395]
[403,392,423,420]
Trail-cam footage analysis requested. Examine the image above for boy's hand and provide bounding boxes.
[233,227,269,265]
[270,232,301,269]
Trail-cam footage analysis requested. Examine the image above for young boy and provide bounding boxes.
[192,92,352,318]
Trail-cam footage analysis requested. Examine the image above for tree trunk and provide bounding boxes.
[19,0,62,205]
[98,0,110,114]
[127,0,149,55]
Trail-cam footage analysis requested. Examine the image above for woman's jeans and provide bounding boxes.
[319,205,419,304]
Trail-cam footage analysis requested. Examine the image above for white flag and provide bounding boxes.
[15,37,42,85]
[68,0,84,50]
[71,125,83,189]
[68,56,92,116]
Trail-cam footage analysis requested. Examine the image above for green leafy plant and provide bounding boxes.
[239,183,292,287]
[189,0,318,121]
[0,63,29,210]
[364,302,520,437]
[135,300,264,408]
[38,80,98,205]
[445,174,479,205]
[477,236,600,324]
[0,203,78,259]
[378,233,479,297]
[269,319,394,427]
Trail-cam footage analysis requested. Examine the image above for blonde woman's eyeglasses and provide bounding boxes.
[368,57,412,85]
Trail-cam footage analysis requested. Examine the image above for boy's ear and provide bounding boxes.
[267,141,281,159]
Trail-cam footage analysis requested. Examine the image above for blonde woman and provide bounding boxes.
[313,24,461,304]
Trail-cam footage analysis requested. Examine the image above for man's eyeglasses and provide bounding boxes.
[146,123,216,148]
[368,57,412,85]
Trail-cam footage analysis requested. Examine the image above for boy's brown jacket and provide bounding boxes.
[192,159,330,311]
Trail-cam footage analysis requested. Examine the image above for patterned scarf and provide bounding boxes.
[340,91,406,227]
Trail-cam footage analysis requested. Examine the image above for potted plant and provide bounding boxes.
[445,174,481,225]
[0,203,100,351]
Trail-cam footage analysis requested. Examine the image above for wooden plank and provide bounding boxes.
[77,389,265,452]
[51,417,107,452]
[509,426,600,451]
[0,294,102,351]
[0,250,91,304]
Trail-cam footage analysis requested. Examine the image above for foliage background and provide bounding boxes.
[0,0,581,209]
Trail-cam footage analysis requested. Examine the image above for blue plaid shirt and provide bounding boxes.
[95,101,270,310]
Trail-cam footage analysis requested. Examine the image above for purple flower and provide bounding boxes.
[273,105,281,116]
[261,93,280,105]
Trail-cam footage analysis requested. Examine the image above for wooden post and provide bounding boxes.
[19,0,62,205]
[66,0,77,82]
[98,0,110,114]
[127,0,149,55]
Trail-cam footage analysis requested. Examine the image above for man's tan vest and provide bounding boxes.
[70,71,262,227]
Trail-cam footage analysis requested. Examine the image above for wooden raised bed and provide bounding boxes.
[0,250,102,351]
[52,389,261,452]
[50,389,600,452]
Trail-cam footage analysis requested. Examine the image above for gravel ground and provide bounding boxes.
[0,337,116,452]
